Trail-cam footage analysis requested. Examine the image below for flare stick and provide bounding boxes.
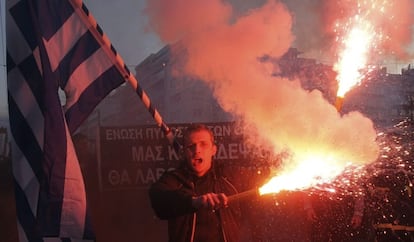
[228,188,259,203]
[335,96,344,112]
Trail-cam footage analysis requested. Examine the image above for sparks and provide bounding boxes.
[259,154,354,195]
[334,18,374,98]
[333,0,392,100]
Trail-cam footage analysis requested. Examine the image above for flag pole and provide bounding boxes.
[69,0,181,151]
[228,188,259,203]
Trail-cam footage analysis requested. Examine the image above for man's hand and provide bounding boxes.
[192,193,228,210]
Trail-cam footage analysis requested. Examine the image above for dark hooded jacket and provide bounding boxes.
[149,162,255,242]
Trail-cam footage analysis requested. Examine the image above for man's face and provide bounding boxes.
[183,129,217,177]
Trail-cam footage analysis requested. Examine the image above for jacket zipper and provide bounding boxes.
[190,212,196,242]
[190,180,196,242]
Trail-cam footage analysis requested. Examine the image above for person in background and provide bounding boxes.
[148,124,265,242]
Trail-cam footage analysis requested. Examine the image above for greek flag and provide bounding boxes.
[6,0,126,240]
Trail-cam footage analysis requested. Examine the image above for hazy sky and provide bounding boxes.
[82,0,164,65]
[0,0,165,119]
[1,0,413,120]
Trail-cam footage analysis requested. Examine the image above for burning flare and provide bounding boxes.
[332,0,392,111]
[259,155,346,195]
[334,18,375,99]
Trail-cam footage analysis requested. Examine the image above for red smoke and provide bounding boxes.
[144,0,386,169]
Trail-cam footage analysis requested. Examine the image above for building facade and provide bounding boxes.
[90,45,414,132]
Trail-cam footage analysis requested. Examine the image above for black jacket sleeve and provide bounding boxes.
[148,170,196,219]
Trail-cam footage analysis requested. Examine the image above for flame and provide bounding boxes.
[334,19,375,98]
[259,154,352,195]
[333,1,391,98]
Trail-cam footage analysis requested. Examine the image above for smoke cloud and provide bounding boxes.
[144,0,387,169]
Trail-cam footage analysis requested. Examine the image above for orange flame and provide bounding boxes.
[334,18,375,98]
[333,0,392,98]
[259,154,351,195]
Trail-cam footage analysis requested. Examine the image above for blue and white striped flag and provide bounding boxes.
[6,0,127,240]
